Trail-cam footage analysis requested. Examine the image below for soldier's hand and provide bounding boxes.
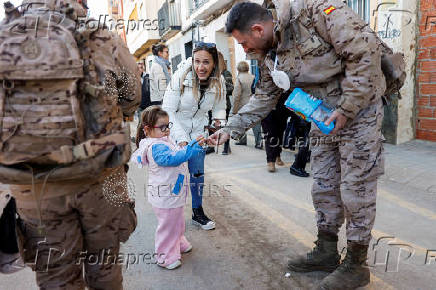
[207,129,229,146]
[325,111,347,134]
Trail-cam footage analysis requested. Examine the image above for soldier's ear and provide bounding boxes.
[250,24,265,38]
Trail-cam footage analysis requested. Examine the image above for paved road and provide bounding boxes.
[2,138,436,289]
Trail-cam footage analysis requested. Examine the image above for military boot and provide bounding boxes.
[287,231,340,272]
[315,242,370,290]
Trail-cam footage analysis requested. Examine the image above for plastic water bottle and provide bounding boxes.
[311,104,335,134]
[285,88,335,134]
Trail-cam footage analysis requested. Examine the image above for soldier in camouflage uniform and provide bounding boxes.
[209,1,386,289]
[0,0,140,289]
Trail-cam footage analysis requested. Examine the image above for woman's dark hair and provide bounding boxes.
[225,2,272,34]
[152,43,168,56]
[135,106,169,147]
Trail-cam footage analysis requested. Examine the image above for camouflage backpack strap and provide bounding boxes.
[378,41,406,103]
[74,27,104,98]
[46,132,129,164]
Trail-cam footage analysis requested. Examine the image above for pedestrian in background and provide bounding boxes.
[218,52,234,155]
[132,106,205,270]
[260,93,290,172]
[138,61,151,112]
[150,43,171,106]
[232,61,261,148]
[0,185,24,275]
[162,42,227,230]
[286,112,311,177]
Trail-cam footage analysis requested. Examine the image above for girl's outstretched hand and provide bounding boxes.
[195,136,206,146]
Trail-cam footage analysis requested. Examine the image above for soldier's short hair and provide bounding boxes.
[225,2,273,34]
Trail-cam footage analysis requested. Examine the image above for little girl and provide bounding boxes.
[131,106,205,270]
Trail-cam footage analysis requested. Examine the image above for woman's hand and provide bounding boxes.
[178,142,188,147]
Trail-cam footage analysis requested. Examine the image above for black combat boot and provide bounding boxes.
[315,242,370,290]
[288,230,340,272]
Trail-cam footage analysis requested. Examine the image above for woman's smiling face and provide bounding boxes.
[193,50,214,81]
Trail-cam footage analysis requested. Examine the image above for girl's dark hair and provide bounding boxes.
[135,106,169,147]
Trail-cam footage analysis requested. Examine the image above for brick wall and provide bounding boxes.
[416,0,436,142]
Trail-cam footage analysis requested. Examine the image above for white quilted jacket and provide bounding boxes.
[162,58,227,144]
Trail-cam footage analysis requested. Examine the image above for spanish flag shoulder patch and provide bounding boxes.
[324,6,336,15]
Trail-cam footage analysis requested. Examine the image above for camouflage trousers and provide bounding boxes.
[310,99,385,245]
[12,177,137,290]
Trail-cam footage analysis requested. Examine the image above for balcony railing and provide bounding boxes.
[192,0,209,12]
[158,0,182,39]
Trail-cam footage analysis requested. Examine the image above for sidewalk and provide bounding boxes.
[1,138,435,289]
[382,140,436,194]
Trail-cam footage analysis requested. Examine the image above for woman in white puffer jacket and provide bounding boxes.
[162,42,226,230]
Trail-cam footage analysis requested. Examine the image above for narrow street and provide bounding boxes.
[3,136,436,289]
[0,0,435,289]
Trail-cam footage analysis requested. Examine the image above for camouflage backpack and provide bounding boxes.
[378,41,406,102]
[0,1,133,184]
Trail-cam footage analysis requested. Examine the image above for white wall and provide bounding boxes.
[167,31,192,61]
[376,0,418,143]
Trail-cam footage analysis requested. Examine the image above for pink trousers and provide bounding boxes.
[152,206,191,267]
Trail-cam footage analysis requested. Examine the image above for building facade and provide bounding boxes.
[107,0,127,42]
[123,0,166,68]
[122,0,435,144]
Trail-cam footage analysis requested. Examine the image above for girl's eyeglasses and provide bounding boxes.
[153,122,173,132]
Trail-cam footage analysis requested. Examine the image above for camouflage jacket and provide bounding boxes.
[224,0,386,137]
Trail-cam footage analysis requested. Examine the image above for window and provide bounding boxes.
[185,41,193,59]
[347,0,370,23]
[250,60,258,75]
[189,0,209,14]
[171,55,182,73]
[193,0,208,10]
